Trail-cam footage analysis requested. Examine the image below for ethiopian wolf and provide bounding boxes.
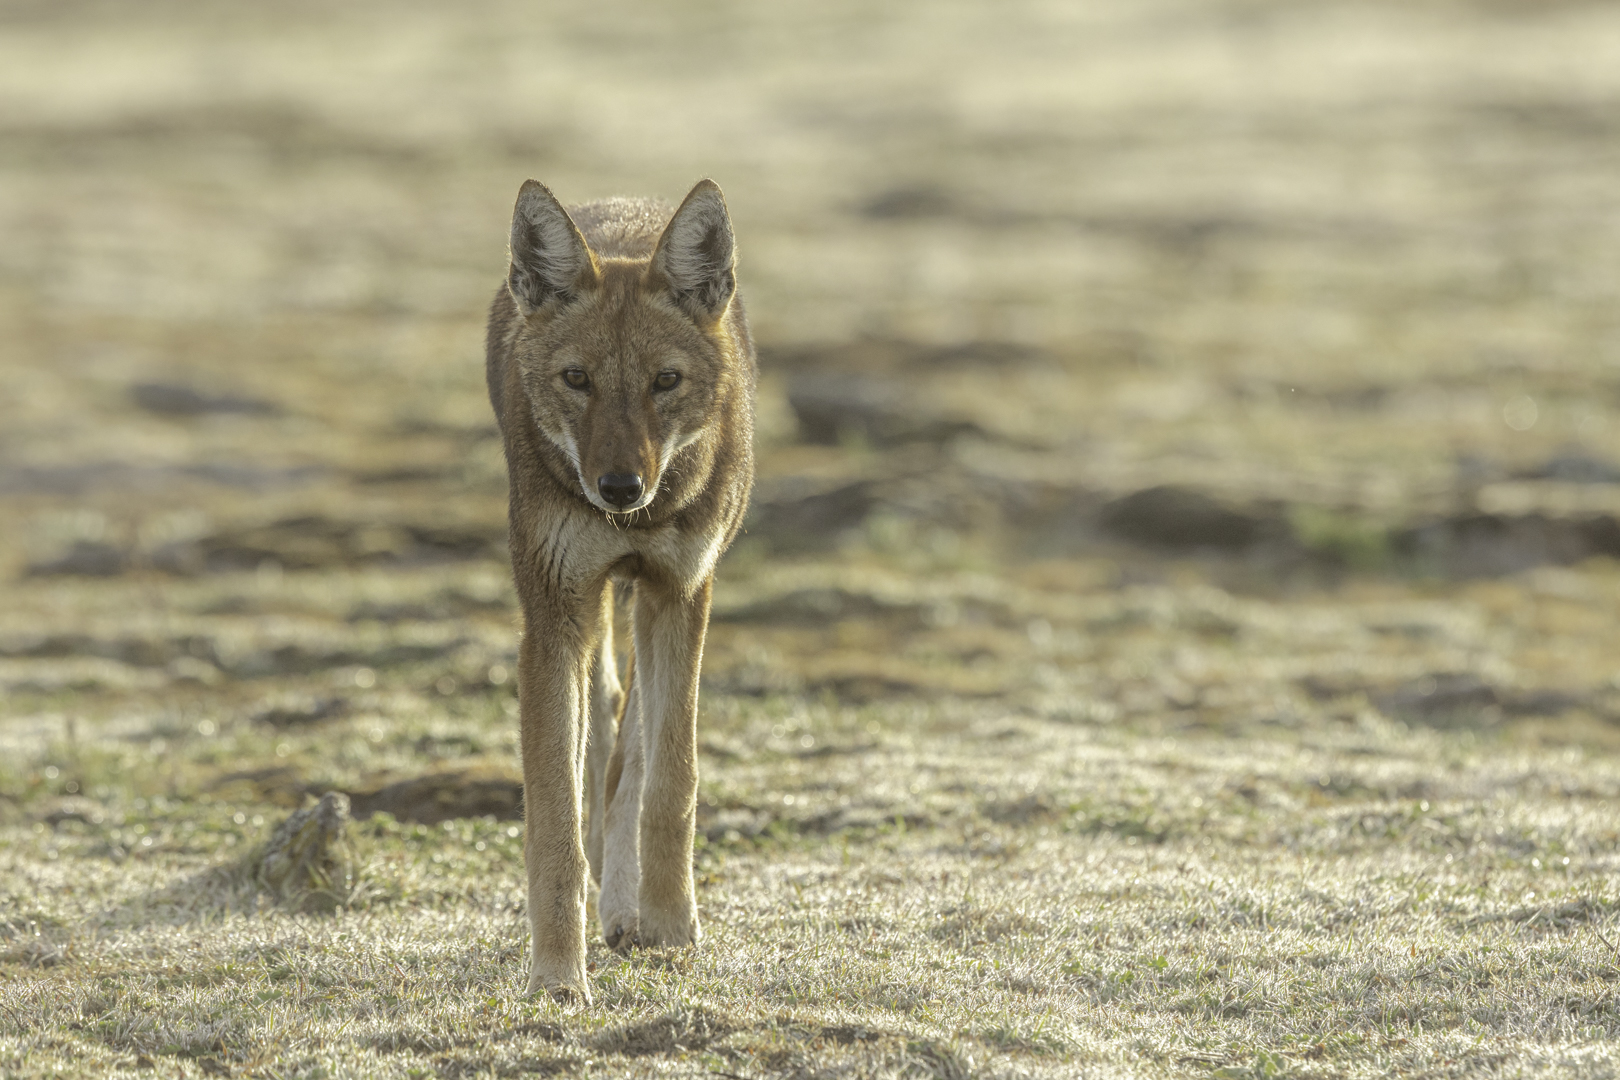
[485,179,755,1001]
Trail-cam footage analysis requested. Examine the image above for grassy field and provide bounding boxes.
[4,1,1620,1077]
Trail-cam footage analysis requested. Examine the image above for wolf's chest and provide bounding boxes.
[528,508,725,595]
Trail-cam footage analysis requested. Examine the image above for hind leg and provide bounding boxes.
[584,582,624,884]
[598,652,643,950]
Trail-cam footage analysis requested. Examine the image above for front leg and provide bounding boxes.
[634,578,712,948]
[516,619,593,1001]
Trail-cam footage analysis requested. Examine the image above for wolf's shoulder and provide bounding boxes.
[567,197,674,259]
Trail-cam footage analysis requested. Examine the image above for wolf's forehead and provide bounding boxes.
[573,309,699,361]
[569,291,711,360]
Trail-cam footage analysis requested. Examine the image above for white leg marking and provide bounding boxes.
[585,602,622,884]
[598,673,643,950]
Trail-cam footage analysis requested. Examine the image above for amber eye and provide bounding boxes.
[653,371,681,392]
[562,369,589,390]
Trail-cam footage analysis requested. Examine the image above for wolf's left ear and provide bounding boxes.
[651,180,736,323]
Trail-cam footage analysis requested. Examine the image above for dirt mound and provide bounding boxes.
[25,515,507,577]
[347,768,523,825]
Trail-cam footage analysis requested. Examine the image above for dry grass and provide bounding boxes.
[5,558,1620,1078]
[5,0,1620,1076]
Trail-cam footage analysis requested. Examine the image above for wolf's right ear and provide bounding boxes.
[507,180,596,317]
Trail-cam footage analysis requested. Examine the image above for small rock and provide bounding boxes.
[255,792,355,911]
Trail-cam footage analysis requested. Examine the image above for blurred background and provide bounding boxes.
[3,0,1620,766]
[8,8,1620,1068]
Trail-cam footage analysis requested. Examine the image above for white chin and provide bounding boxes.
[585,493,651,515]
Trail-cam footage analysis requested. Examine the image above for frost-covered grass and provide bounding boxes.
[4,560,1620,1079]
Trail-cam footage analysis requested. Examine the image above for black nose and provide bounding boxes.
[597,473,644,508]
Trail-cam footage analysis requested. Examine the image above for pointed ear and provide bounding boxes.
[507,180,596,316]
[650,179,736,323]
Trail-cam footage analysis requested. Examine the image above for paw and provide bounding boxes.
[601,908,640,952]
[637,905,700,949]
[599,871,640,951]
[525,972,591,1006]
[526,954,591,1005]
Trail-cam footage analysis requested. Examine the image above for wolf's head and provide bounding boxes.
[504,179,741,516]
